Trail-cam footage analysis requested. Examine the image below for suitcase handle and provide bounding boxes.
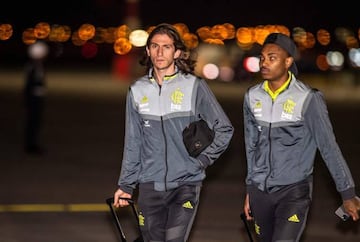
[106,197,139,223]
[240,212,254,242]
[106,197,134,205]
[106,197,143,242]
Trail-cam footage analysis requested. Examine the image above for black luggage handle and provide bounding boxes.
[106,197,134,205]
[240,212,254,242]
[106,197,143,242]
[106,197,139,223]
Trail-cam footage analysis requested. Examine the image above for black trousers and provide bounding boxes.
[137,184,201,242]
[248,178,312,242]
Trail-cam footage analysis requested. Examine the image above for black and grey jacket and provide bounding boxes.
[243,73,355,200]
[118,69,234,195]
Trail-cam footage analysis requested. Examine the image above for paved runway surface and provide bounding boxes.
[1,69,360,242]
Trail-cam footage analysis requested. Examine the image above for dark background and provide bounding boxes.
[3,0,358,32]
[2,0,359,72]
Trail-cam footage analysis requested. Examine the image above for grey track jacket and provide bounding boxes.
[243,74,355,200]
[118,70,234,195]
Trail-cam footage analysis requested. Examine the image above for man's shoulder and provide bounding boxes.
[247,81,264,93]
[131,75,150,85]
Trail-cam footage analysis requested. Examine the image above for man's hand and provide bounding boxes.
[113,188,132,208]
[244,193,253,220]
[343,196,360,221]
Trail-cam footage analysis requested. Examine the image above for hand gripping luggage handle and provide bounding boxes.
[106,197,143,242]
[106,197,138,217]
[240,212,254,242]
[106,197,134,205]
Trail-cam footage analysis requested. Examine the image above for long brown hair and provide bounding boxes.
[139,23,197,74]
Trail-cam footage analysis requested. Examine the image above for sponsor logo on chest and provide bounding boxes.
[253,98,297,121]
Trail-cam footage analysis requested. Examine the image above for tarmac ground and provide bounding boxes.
[0,69,360,242]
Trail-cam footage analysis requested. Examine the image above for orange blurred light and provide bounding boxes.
[72,31,87,46]
[293,27,307,50]
[203,38,224,45]
[115,24,131,39]
[22,28,37,45]
[317,29,331,46]
[113,37,132,55]
[0,24,13,40]
[104,27,118,44]
[196,26,212,41]
[34,22,51,39]
[78,23,95,41]
[182,32,199,49]
[303,32,316,49]
[146,26,156,34]
[316,54,329,71]
[222,23,236,39]
[173,23,190,36]
[345,36,359,49]
[211,24,229,40]
[253,26,271,45]
[236,27,254,45]
[273,25,290,36]
[48,25,71,42]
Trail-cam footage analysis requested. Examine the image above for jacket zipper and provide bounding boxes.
[158,84,168,191]
[264,98,274,192]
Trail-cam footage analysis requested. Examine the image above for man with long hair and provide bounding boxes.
[113,23,234,242]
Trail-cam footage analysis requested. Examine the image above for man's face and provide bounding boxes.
[259,43,292,81]
[146,33,180,72]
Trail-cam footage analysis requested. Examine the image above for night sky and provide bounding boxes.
[1,0,358,69]
[3,0,358,34]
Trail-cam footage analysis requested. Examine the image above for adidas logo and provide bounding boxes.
[138,213,145,226]
[182,201,193,209]
[255,222,260,235]
[288,214,300,223]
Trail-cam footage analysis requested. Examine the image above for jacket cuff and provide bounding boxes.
[340,187,356,200]
[119,185,134,196]
[197,154,210,168]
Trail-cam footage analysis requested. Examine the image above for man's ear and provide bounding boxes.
[285,56,294,69]
[146,46,150,56]
[174,49,181,59]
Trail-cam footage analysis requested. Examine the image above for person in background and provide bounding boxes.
[242,32,360,242]
[113,23,234,242]
[24,41,48,154]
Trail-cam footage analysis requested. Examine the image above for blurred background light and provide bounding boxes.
[129,29,148,47]
[219,66,235,82]
[326,51,344,71]
[28,41,49,59]
[203,63,220,80]
[0,24,13,40]
[1,1,360,80]
[348,48,360,68]
[81,42,98,59]
[113,37,132,55]
[243,56,260,73]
